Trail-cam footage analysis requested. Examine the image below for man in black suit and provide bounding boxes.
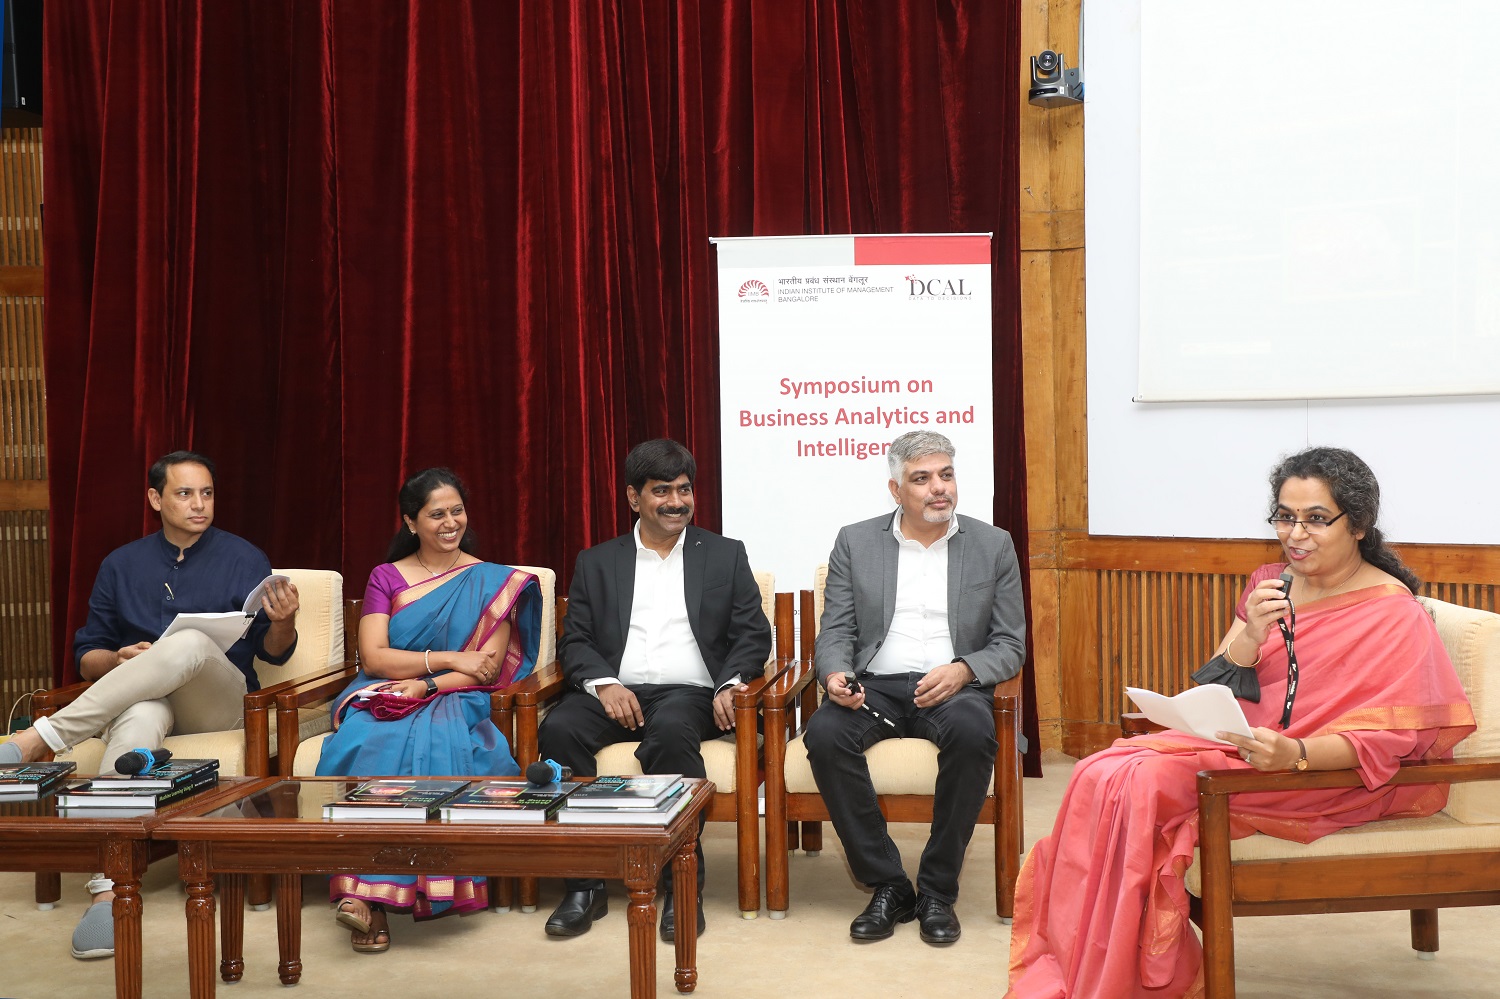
[538,438,772,941]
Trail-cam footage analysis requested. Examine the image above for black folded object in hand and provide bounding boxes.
[1191,653,1261,703]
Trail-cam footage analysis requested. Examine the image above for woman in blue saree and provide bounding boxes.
[316,467,541,952]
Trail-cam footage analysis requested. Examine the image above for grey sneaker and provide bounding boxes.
[71,900,114,960]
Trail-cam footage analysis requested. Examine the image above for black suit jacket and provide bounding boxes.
[558,524,772,691]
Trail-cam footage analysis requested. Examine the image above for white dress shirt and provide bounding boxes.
[866,510,958,675]
[587,522,711,696]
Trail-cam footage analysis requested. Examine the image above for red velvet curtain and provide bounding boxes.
[44,0,1031,766]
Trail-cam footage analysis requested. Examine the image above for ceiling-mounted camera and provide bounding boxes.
[1029,50,1083,108]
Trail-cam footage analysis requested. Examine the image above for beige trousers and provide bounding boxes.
[36,630,247,774]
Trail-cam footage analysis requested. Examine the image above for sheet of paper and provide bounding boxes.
[1125,684,1254,744]
[158,612,252,654]
[240,574,291,616]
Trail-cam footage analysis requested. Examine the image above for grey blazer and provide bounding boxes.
[814,512,1027,688]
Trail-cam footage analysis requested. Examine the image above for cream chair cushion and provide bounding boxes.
[1184,596,1500,895]
[56,568,344,777]
[782,735,995,796]
[292,565,555,776]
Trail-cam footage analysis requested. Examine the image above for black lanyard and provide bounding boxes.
[1277,601,1298,728]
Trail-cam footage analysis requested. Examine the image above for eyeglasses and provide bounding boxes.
[1267,511,1348,535]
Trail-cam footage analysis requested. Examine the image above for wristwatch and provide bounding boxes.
[1294,738,1310,771]
[422,676,439,698]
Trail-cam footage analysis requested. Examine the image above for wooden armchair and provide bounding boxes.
[280,565,558,776]
[29,568,345,908]
[510,573,793,918]
[34,568,346,779]
[1124,595,1500,998]
[760,573,1025,920]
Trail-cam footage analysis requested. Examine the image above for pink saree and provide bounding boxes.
[1006,566,1475,999]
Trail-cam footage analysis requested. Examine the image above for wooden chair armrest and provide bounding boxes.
[273,670,359,712]
[33,682,92,714]
[247,665,353,711]
[760,657,817,709]
[1120,711,1163,737]
[1196,754,1500,796]
[992,673,1022,706]
[509,661,564,708]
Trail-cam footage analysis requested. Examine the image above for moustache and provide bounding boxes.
[659,507,691,517]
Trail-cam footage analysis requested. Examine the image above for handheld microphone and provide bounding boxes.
[115,747,173,776]
[525,759,573,785]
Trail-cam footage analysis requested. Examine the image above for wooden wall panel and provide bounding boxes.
[0,511,49,729]
[0,125,48,730]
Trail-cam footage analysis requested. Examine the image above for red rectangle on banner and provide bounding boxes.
[852,235,990,265]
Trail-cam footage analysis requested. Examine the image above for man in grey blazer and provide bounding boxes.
[538,439,771,942]
[806,430,1026,945]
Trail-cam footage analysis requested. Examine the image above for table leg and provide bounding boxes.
[219,874,244,983]
[624,848,658,999]
[112,877,144,999]
[672,835,699,994]
[180,842,218,999]
[108,838,147,999]
[276,873,303,985]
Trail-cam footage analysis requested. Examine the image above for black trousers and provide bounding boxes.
[538,683,719,895]
[802,672,997,904]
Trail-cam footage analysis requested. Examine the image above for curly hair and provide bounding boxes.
[1269,446,1419,592]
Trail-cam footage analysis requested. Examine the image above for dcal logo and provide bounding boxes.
[738,279,770,302]
[905,274,973,301]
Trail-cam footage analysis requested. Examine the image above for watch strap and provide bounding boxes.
[1294,737,1309,771]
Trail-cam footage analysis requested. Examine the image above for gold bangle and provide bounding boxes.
[425,650,434,675]
[1223,642,1261,668]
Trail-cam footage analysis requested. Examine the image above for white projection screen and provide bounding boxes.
[1136,0,1500,402]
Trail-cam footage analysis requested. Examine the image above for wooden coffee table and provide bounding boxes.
[0,778,264,999]
[156,776,714,998]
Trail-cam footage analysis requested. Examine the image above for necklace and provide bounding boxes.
[416,549,462,577]
[1299,561,1364,602]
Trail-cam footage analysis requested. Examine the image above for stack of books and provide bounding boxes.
[438,780,582,823]
[0,761,77,800]
[322,778,469,821]
[557,774,690,825]
[55,758,220,811]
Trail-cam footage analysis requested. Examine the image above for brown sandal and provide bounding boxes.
[351,905,390,954]
[334,897,371,935]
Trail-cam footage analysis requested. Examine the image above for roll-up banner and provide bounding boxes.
[714,233,994,595]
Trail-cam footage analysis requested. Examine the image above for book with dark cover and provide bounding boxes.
[86,758,218,790]
[0,761,77,799]
[439,780,582,823]
[54,769,220,809]
[322,779,469,822]
[556,785,690,826]
[564,774,684,809]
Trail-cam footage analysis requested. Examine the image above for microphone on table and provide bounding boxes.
[526,759,574,786]
[115,747,173,776]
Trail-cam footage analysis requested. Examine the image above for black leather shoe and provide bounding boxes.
[915,894,961,945]
[658,893,706,943]
[849,882,918,941]
[544,888,607,937]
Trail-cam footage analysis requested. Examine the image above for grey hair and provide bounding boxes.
[886,431,956,481]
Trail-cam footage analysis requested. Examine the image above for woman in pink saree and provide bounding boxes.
[1007,447,1475,999]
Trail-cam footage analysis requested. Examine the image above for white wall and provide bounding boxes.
[1085,0,1500,543]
